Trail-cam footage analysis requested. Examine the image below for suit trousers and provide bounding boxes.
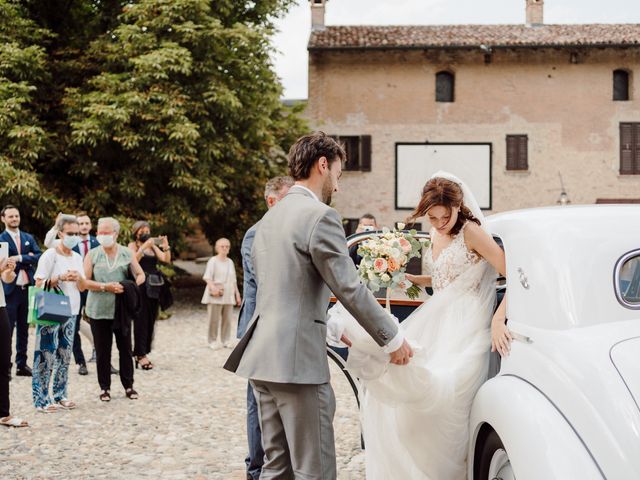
[245,382,265,480]
[5,287,29,369]
[0,308,11,418]
[207,304,234,345]
[250,380,337,480]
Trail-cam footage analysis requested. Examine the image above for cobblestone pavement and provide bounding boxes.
[0,295,366,479]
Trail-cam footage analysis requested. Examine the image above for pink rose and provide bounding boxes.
[387,257,400,273]
[373,258,388,273]
[398,238,412,254]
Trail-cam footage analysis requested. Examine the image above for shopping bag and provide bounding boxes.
[27,282,70,326]
[35,288,72,323]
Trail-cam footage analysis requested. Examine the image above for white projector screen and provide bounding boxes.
[396,143,492,210]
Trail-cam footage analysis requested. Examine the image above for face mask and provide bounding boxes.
[139,233,151,242]
[97,235,115,248]
[62,235,80,250]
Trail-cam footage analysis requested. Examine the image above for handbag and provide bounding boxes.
[146,273,164,299]
[35,285,72,322]
[28,281,70,326]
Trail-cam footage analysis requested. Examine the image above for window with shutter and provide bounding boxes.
[435,71,455,103]
[613,70,630,101]
[506,135,528,171]
[330,135,372,172]
[619,123,640,175]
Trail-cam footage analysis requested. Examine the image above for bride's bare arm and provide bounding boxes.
[405,273,432,287]
[464,223,512,357]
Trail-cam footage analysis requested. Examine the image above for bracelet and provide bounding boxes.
[100,283,106,292]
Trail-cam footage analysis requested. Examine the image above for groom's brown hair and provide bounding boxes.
[288,132,346,180]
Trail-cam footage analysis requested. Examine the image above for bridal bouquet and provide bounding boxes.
[356,223,429,300]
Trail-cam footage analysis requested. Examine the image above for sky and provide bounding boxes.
[271,0,640,99]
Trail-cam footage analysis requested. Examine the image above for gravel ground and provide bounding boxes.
[0,293,366,479]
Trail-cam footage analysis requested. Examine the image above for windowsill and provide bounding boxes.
[504,169,531,175]
[618,173,640,178]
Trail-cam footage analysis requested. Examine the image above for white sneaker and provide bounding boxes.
[208,342,222,351]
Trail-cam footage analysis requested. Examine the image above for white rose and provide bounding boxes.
[380,273,391,282]
[397,222,406,230]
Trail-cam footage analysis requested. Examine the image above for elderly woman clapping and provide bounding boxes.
[83,217,145,402]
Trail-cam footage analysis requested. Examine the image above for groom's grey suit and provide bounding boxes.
[224,185,400,479]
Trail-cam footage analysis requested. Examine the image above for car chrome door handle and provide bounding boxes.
[517,267,529,289]
[510,330,533,344]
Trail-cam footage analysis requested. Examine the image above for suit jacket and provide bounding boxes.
[73,235,99,256]
[237,222,258,339]
[0,230,42,296]
[224,186,399,384]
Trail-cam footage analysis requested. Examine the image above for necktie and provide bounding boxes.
[82,239,89,258]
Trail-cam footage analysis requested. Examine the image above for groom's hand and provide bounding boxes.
[389,340,413,366]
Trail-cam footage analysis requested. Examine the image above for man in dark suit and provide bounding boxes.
[0,205,42,376]
[72,213,99,374]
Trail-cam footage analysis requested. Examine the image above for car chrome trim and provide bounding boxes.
[608,336,640,413]
[613,249,640,310]
[501,374,607,479]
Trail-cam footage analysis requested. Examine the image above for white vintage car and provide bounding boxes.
[332,205,640,479]
[469,205,640,480]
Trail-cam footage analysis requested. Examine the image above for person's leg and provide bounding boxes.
[72,295,86,366]
[90,319,112,391]
[145,298,159,354]
[14,288,29,369]
[220,304,234,347]
[79,320,94,346]
[250,380,293,479]
[267,382,337,480]
[0,308,11,418]
[132,293,149,358]
[114,327,134,390]
[52,317,75,403]
[246,382,265,480]
[207,304,222,345]
[31,325,58,408]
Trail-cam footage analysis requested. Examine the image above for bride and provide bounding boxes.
[334,172,511,479]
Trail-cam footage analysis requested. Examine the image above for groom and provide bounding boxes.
[224,132,413,479]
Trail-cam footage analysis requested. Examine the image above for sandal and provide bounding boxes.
[125,388,139,400]
[56,399,77,410]
[135,356,153,370]
[0,416,29,427]
[35,404,58,414]
[99,390,111,402]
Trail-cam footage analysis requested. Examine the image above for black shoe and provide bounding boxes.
[110,365,118,375]
[78,364,88,376]
[16,366,32,377]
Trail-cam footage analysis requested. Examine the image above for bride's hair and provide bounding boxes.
[406,177,480,236]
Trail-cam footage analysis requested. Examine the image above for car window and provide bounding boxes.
[616,251,640,307]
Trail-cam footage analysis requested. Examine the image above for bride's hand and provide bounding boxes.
[491,316,512,357]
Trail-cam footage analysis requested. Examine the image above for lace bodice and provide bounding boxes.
[423,222,483,292]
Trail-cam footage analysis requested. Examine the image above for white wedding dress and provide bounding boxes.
[336,221,497,479]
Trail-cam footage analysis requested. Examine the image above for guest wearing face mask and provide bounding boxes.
[33,215,87,413]
[128,221,170,370]
[83,217,145,402]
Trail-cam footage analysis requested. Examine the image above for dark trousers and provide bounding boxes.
[90,318,134,391]
[72,291,87,365]
[5,287,29,369]
[246,382,265,480]
[0,307,11,418]
[133,291,159,357]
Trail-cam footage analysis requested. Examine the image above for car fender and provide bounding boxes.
[468,375,604,480]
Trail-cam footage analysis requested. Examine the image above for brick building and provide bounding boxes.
[306,0,640,232]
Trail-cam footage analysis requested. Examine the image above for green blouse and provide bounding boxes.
[85,245,133,320]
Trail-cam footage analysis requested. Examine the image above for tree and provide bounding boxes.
[0,0,60,224]
[1,0,306,250]
[63,0,305,248]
